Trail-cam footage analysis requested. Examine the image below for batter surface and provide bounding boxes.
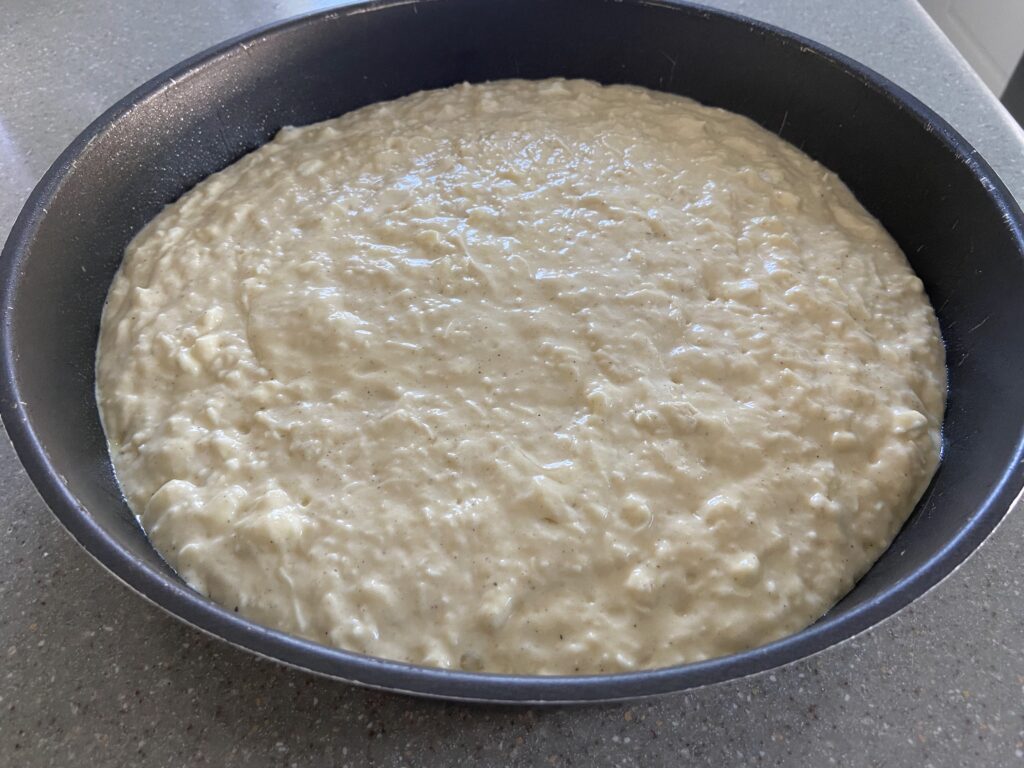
[96,79,946,674]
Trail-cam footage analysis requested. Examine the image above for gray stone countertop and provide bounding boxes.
[1,1,1022,765]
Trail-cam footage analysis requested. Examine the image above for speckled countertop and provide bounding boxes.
[1,1,1022,766]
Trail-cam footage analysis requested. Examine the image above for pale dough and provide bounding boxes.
[96,79,946,674]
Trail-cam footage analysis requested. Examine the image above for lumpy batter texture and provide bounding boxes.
[96,79,946,674]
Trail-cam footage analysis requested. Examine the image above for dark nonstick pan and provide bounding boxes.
[2,0,1023,703]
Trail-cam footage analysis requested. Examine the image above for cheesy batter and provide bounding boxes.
[96,79,945,674]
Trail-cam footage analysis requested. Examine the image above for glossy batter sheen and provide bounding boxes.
[96,79,946,674]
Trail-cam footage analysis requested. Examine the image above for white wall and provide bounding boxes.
[920,0,1024,94]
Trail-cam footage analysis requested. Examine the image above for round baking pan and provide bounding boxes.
[2,0,1023,703]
